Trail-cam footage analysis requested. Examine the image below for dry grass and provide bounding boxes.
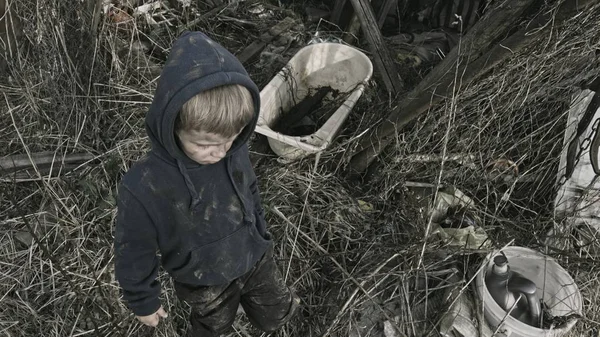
[1,0,600,336]
[363,1,600,335]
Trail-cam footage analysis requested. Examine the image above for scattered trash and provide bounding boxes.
[383,320,400,337]
[438,289,479,337]
[357,200,375,212]
[248,3,273,19]
[107,6,134,25]
[486,158,519,183]
[540,302,582,330]
[79,317,95,330]
[308,31,344,45]
[14,231,34,247]
[430,187,491,250]
[437,271,481,337]
[105,1,167,31]
[133,1,162,16]
[439,205,478,229]
[386,31,458,67]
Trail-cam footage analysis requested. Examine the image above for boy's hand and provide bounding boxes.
[136,306,168,327]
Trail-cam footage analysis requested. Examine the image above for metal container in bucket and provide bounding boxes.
[475,246,582,337]
[255,43,373,160]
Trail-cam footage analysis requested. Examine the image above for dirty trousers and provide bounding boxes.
[174,248,299,337]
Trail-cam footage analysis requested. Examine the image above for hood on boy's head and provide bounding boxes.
[145,31,260,166]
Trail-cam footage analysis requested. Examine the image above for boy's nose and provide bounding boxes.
[211,145,227,158]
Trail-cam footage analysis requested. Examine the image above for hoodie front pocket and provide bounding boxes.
[169,223,271,285]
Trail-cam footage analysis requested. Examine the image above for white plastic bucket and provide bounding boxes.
[475,247,582,337]
[255,43,373,160]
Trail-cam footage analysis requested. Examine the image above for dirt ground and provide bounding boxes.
[1,0,600,336]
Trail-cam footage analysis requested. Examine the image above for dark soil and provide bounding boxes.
[271,86,347,136]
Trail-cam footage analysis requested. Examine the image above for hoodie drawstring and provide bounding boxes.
[177,160,202,209]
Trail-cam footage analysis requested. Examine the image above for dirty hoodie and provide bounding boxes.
[114,32,271,317]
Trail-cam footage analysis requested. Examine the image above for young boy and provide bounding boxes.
[114,31,299,336]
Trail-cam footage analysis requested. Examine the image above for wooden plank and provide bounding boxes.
[1,164,85,182]
[0,152,94,173]
[348,0,403,94]
[236,16,295,65]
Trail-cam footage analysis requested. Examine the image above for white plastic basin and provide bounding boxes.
[475,247,582,337]
[255,43,373,160]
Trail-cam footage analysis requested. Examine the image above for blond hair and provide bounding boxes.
[176,84,254,137]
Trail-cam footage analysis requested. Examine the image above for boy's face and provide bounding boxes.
[177,129,240,165]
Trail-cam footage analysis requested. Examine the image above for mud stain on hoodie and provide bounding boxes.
[227,195,243,223]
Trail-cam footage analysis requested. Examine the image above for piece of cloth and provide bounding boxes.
[175,248,300,336]
[114,31,271,316]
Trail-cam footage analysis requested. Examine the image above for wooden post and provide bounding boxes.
[348,0,403,94]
